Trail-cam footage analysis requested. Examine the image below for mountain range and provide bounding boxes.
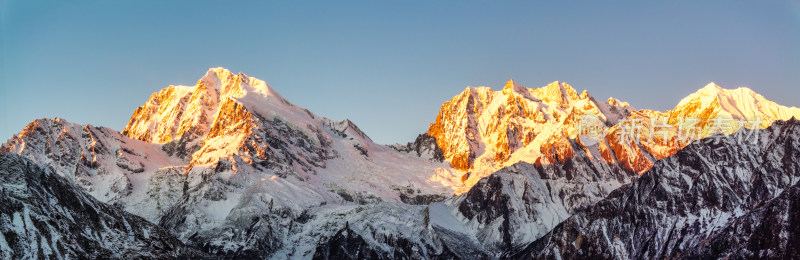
[2,67,799,259]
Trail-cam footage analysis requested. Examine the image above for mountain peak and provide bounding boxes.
[501,78,527,95]
[205,67,234,77]
[698,82,722,94]
[677,82,726,107]
[198,67,284,99]
[673,82,800,129]
[503,78,519,88]
[200,67,237,87]
[123,68,294,144]
[530,81,579,105]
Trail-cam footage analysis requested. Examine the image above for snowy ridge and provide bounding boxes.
[3,68,464,257]
[426,80,635,194]
[428,80,800,186]
[512,119,800,258]
[672,82,800,130]
[1,118,186,223]
[603,83,800,174]
[0,152,203,259]
[435,135,634,255]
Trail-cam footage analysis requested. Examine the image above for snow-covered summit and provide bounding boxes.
[530,81,581,107]
[123,67,295,146]
[5,68,467,257]
[426,80,635,193]
[119,67,461,194]
[501,79,528,96]
[673,82,800,129]
[597,82,800,173]
[427,80,800,187]
[698,81,722,92]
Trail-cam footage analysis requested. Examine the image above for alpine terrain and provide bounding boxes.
[2,67,799,259]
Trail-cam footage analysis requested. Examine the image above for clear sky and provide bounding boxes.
[2,1,799,144]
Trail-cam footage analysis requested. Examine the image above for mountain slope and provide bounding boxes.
[89,68,465,256]
[431,137,635,255]
[3,68,469,258]
[512,118,800,259]
[0,152,201,259]
[5,68,799,259]
[427,81,800,192]
[119,68,460,202]
[0,118,186,223]
[683,179,800,259]
[671,82,800,131]
[427,80,635,194]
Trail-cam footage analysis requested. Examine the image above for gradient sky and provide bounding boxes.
[2,1,799,144]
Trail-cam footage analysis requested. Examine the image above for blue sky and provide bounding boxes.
[2,1,799,144]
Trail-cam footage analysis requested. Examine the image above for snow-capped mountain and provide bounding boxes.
[3,68,464,257]
[593,82,800,175]
[1,118,186,223]
[120,68,460,203]
[427,81,800,186]
[392,80,800,257]
[427,80,635,194]
[0,152,203,259]
[3,67,799,259]
[512,118,800,259]
[671,82,800,131]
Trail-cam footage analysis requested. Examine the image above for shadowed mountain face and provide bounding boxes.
[440,139,635,255]
[0,152,204,259]
[512,119,800,259]
[3,68,800,259]
[683,179,800,259]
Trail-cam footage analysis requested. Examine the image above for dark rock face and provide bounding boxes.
[684,181,800,259]
[400,193,448,205]
[0,152,202,259]
[393,133,446,162]
[161,133,202,160]
[0,118,182,221]
[450,137,635,255]
[512,119,800,259]
[312,224,462,260]
[244,112,337,177]
[312,225,389,259]
[156,167,290,259]
[195,99,336,177]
